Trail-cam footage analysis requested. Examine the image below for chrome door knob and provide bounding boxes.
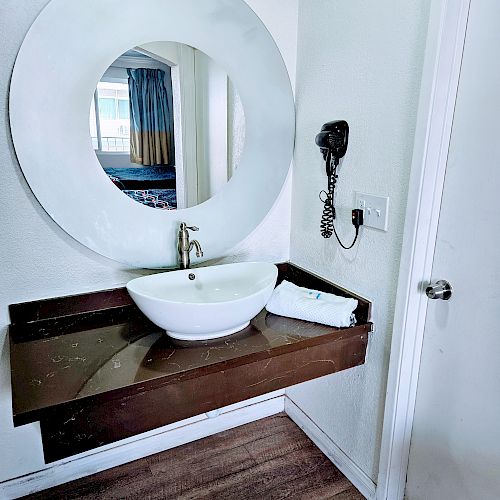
[426,280,453,300]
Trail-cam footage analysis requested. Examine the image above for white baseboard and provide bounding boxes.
[284,397,377,500]
[1,393,378,500]
[0,393,285,499]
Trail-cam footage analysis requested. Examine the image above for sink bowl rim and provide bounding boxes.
[126,261,278,307]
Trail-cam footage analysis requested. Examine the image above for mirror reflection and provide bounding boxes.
[89,42,245,210]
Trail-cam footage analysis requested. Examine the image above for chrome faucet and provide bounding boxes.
[178,222,203,269]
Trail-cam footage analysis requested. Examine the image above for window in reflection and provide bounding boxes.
[91,82,131,153]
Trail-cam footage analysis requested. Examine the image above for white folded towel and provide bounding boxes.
[265,280,358,328]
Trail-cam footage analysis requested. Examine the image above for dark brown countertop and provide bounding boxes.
[9,262,372,462]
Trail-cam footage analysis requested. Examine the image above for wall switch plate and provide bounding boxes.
[355,192,389,231]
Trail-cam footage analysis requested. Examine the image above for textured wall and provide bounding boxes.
[287,0,430,481]
[0,0,297,483]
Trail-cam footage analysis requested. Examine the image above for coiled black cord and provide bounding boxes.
[319,177,336,238]
[319,158,359,249]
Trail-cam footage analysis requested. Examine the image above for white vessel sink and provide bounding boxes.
[127,262,278,341]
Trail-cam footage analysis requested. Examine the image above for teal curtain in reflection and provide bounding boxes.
[127,68,175,166]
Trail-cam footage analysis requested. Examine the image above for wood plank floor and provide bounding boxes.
[25,414,364,500]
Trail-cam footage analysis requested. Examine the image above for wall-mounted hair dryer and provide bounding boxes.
[316,120,362,248]
[315,120,349,167]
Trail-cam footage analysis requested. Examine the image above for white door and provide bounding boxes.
[405,1,500,498]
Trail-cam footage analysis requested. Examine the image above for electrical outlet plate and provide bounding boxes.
[355,192,389,231]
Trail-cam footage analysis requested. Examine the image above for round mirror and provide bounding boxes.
[91,44,245,210]
[10,0,294,269]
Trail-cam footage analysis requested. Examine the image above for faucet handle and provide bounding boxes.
[180,222,199,232]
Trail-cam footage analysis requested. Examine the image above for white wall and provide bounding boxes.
[287,0,431,481]
[195,50,229,203]
[0,0,297,483]
[228,80,246,179]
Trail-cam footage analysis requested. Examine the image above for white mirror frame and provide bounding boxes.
[10,0,295,268]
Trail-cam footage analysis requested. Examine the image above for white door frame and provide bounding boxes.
[376,0,471,498]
